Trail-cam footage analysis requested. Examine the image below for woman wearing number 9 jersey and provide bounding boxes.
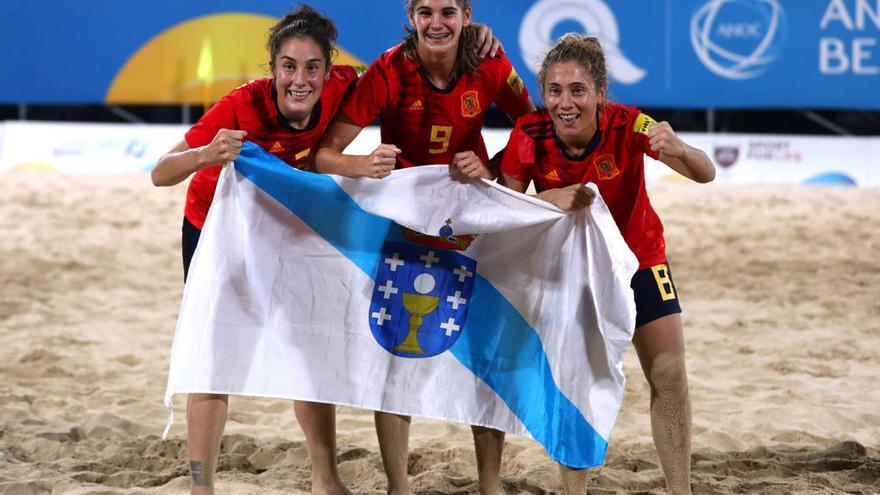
[314,1,534,493]
[315,0,534,181]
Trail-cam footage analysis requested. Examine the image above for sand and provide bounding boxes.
[0,172,878,494]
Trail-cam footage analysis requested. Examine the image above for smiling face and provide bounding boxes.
[409,0,472,59]
[543,60,606,149]
[271,36,329,129]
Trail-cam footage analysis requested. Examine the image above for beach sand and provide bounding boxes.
[1,172,878,494]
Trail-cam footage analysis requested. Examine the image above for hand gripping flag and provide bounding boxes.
[164,142,638,468]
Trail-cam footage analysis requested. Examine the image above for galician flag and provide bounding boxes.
[163,141,638,468]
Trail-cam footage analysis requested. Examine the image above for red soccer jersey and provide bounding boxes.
[501,103,666,269]
[183,65,358,229]
[342,44,531,168]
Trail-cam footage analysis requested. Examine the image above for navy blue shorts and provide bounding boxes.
[182,217,201,282]
[630,262,682,328]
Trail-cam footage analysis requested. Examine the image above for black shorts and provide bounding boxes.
[630,262,682,328]
[182,217,201,282]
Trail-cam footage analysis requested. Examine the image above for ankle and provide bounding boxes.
[189,459,213,494]
[311,476,351,495]
[386,483,411,495]
[478,480,502,495]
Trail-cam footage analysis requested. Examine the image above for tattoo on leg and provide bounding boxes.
[190,460,209,486]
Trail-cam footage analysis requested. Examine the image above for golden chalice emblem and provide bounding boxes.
[394,273,439,354]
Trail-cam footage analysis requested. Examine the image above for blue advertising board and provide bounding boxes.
[0,0,877,108]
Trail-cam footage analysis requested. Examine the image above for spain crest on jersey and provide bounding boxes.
[595,154,620,180]
[369,228,477,358]
[461,90,481,118]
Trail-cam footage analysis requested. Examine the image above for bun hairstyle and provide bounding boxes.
[538,33,607,97]
[402,0,481,76]
[267,4,338,70]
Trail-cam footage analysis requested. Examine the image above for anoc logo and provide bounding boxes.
[518,0,646,85]
[690,0,787,80]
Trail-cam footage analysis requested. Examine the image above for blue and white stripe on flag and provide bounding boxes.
[164,141,638,468]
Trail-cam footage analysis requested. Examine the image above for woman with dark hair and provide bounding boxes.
[153,4,503,491]
[499,33,714,494]
[315,1,535,493]
[151,6,356,494]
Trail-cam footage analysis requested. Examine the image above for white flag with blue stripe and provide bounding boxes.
[164,142,638,468]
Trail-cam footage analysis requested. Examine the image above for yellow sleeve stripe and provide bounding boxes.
[295,148,311,161]
[507,68,524,98]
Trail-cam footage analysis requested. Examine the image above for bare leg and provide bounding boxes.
[632,314,692,495]
[472,425,504,494]
[294,401,351,495]
[558,464,590,494]
[186,393,229,495]
[374,411,411,495]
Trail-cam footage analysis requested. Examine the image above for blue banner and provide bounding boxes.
[0,0,877,108]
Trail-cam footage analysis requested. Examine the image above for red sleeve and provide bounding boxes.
[324,65,360,112]
[184,93,238,148]
[500,123,534,183]
[330,65,358,86]
[492,52,532,120]
[341,56,391,128]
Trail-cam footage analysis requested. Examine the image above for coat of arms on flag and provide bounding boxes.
[369,235,476,358]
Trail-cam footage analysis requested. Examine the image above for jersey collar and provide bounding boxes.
[417,66,460,94]
[405,50,461,94]
[549,108,603,162]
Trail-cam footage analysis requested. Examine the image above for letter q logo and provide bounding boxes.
[518,0,646,85]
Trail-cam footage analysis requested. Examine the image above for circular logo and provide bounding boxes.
[518,0,645,85]
[690,0,787,80]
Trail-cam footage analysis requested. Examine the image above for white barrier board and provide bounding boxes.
[0,121,186,173]
[1,122,877,186]
[646,133,878,186]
